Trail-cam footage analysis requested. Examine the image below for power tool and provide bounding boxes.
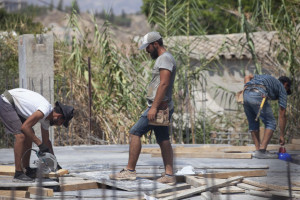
[21,149,58,174]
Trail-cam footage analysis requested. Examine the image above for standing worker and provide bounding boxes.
[109,32,177,185]
[243,74,292,158]
[0,88,74,182]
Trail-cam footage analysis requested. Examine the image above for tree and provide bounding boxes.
[49,0,54,11]
[57,0,63,11]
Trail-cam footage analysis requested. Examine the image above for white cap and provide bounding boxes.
[139,32,162,50]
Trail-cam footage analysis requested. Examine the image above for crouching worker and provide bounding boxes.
[0,88,74,182]
[243,74,292,159]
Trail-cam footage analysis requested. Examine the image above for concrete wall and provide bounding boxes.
[18,34,54,143]
[192,58,273,115]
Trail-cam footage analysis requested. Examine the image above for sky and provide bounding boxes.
[25,0,143,15]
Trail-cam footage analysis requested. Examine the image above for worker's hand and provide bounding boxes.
[147,107,157,121]
[38,143,50,156]
[279,135,285,146]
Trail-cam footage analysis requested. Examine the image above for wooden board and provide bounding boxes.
[46,169,69,178]
[60,180,99,192]
[198,170,267,179]
[152,183,191,194]
[0,196,30,200]
[0,190,30,198]
[28,187,53,197]
[185,176,237,188]
[0,175,59,188]
[152,152,252,159]
[291,139,300,145]
[142,144,300,154]
[218,186,245,194]
[243,177,300,191]
[160,176,244,200]
[0,165,69,178]
[0,165,15,176]
[237,183,267,191]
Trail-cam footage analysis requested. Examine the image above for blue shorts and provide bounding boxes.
[243,89,276,131]
[129,107,174,144]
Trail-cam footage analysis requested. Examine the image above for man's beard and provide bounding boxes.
[150,47,159,59]
[49,118,58,126]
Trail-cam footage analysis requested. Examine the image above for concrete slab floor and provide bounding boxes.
[0,144,299,200]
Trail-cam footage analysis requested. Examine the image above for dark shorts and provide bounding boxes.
[129,107,174,144]
[0,97,22,134]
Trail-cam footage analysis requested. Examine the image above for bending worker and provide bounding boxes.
[243,74,292,159]
[0,88,74,182]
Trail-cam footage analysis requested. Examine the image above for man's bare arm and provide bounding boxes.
[21,110,44,146]
[41,128,55,154]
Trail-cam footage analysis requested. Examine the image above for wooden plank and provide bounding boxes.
[185,176,237,187]
[243,179,289,191]
[142,144,300,155]
[218,186,245,194]
[245,190,272,198]
[0,166,15,176]
[28,187,53,197]
[200,191,213,200]
[152,183,191,194]
[0,190,30,198]
[46,169,69,178]
[198,170,267,179]
[0,175,59,188]
[152,152,252,159]
[160,176,244,200]
[59,181,99,192]
[291,139,300,145]
[0,165,69,178]
[237,183,267,191]
[0,196,30,200]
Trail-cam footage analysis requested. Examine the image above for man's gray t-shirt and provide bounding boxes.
[146,51,176,109]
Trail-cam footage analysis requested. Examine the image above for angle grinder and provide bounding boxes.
[21,149,58,174]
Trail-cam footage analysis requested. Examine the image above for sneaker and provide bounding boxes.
[109,168,136,180]
[25,167,37,179]
[157,174,176,186]
[253,151,278,159]
[13,173,35,182]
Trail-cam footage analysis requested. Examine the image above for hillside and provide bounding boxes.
[34,10,151,48]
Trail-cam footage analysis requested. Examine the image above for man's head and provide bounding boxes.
[139,32,163,59]
[51,101,74,127]
[278,76,292,95]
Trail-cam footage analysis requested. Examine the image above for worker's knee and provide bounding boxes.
[15,133,26,142]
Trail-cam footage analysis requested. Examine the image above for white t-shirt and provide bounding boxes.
[2,88,52,130]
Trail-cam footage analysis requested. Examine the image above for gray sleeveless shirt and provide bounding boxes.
[146,51,176,109]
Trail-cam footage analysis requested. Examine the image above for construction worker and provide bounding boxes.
[243,74,292,159]
[0,88,74,182]
[109,32,177,185]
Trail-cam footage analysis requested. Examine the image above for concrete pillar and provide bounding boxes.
[18,34,54,144]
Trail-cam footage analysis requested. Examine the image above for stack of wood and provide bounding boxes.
[142,144,300,159]
[0,165,102,199]
[141,169,300,200]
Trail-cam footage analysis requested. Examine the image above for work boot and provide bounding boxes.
[25,167,37,179]
[13,172,35,182]
[253,150,278,159]
[157,174,176,186]
[109,168,136,180]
